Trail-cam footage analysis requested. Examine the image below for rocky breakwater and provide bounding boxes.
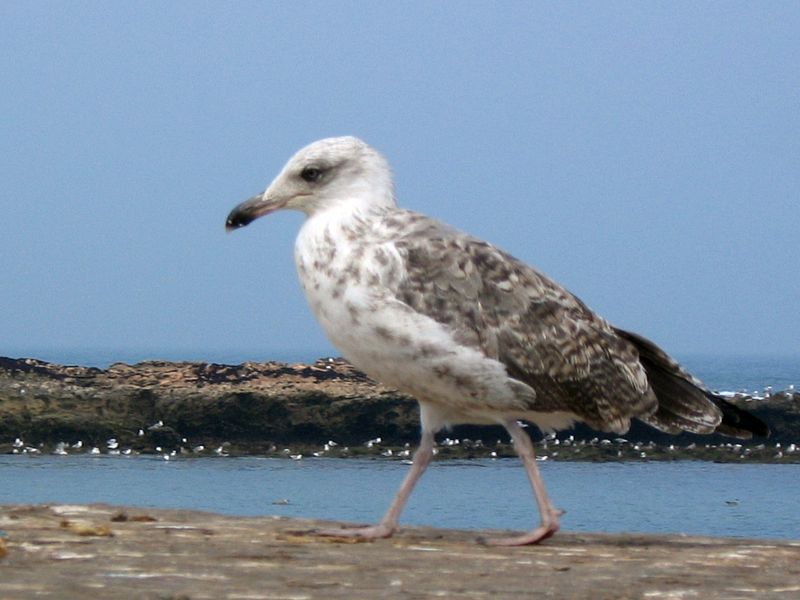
[0,357,419,456]
[0,356,798,461]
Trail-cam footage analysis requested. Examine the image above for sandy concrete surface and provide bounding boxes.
[1,503,798,599]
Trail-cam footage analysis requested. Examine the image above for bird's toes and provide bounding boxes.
[478,521,560,546]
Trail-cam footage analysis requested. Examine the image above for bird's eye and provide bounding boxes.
[300,166,324,183]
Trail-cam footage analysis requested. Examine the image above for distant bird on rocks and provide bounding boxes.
[226,136,769,545]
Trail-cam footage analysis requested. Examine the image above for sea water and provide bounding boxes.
[1,455,798,540]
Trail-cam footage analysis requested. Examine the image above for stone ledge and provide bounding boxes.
[1,504,798,599]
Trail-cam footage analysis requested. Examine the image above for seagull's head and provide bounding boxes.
[226,136,395,231]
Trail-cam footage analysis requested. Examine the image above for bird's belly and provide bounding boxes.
[300,274,536,425]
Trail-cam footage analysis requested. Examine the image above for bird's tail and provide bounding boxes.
[707,393,770,439]
[613,327,770,439]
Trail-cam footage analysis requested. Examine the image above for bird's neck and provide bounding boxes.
[305,189,395,227]
[296,197,376,256]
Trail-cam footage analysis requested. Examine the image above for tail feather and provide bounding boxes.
[709,394,770,438]
[613,327,769,439]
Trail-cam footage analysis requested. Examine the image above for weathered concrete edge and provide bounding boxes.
[2,503,799,600]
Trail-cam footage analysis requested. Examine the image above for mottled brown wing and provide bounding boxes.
[388,212,657,433]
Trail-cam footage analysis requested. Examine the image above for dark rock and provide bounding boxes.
[0,356,796,459]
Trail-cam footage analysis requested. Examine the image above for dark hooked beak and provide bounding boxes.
[225,193,284,232]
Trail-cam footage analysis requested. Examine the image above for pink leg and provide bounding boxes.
[481,420,562,546]
[313,429,436,540]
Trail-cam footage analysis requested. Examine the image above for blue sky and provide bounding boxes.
[2,2,798,364]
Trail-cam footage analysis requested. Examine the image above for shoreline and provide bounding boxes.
[3,438,798,464]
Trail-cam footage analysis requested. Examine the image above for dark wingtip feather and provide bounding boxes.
[612,326,770,440]
[709,393,770,439]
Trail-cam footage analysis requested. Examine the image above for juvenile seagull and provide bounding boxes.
[226,137,768,545]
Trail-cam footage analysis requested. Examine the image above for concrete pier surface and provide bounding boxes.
[1,504,798,599]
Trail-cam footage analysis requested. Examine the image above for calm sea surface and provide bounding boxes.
[1,456,798,540]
